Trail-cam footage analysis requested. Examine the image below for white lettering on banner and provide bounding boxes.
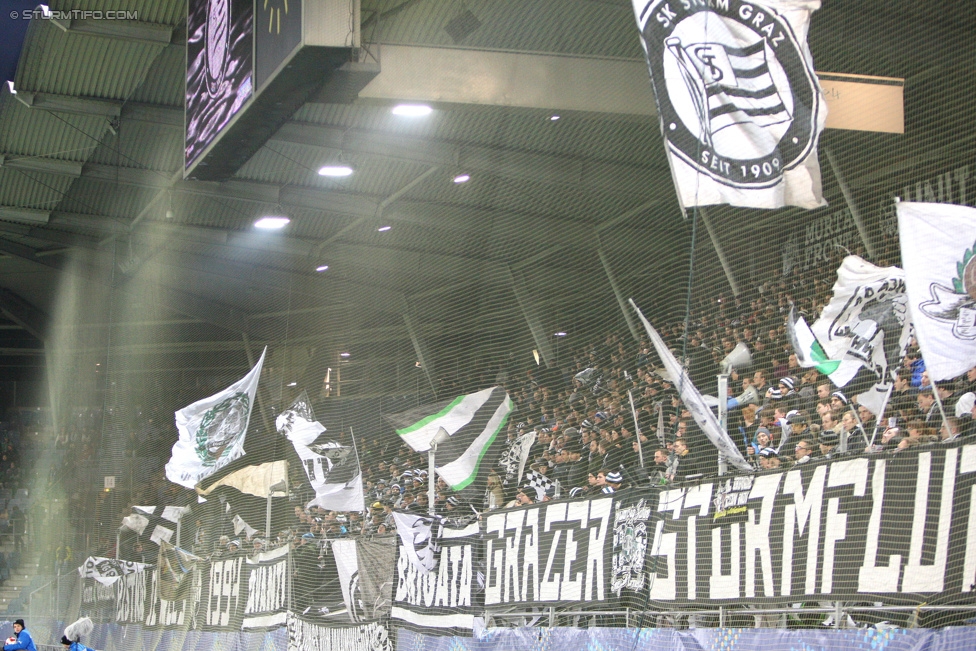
[648,520,676,600]
[903,450,957,592]
[208,557,243,627]
[745,474,781,598]
[900,165,971,206]
[84,580,114,604]
[781,466,825,596]
[115,571,146,623]
[648,490,681,600]
[521,508,540,602]
[287,615,391,651]
[682,484,711,600]
[484,497,612,605]
[394,541,474,609]
[822,459,868,593]
[634,445,976,603]
[709,524,740,599]
[244,559,287,615]
[144,570,190,628]
[858,459,902,592]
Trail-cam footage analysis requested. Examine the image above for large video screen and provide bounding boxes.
[185,0,254,170]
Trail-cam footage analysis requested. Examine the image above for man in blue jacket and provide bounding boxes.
[4,620,37,651]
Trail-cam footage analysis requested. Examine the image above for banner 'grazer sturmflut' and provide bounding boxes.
[632,0,826,209]
[483,497,613,608]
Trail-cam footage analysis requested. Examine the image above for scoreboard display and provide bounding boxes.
[185,0,359,181]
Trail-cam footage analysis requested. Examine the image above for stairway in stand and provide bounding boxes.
[0,542,48,616]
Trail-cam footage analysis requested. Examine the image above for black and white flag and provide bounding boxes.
[121,505,190,547]
[392,511,438,575]
[498,430,536,484]
[278,400,364,512]
[523,469,554,501]
[632,0,826,209]
[79,556,150,586]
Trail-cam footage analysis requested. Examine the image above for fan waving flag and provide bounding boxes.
[278,395,364,512]
[632,0,826,209]
[389,387,513,491]
[898,202,976,381]
[629,300,751,471]
[807,256,911,414]
[166,347,266,488]
[787,306,863,387]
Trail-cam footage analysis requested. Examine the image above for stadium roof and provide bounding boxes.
[0,0,973,397]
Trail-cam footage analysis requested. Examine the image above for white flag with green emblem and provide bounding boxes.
[165,347,266,488]
[390,386,512,490]
[898,202,976,381]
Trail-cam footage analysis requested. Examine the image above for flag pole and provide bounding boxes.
[348,426,365,515]
[627,389,645,468]
[867,384,894,449]
[929,378,951,436]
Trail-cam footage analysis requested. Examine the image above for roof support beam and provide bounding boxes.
[0,154,83,177]
[271,121,661,195]
[11,90,121,118]
[357,44,657,117]
[0,206,50,225]
[51,16,175,46]
[505,265,555,369]
[0,288,48,341]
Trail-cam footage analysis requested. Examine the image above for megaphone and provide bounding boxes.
[727,384,760,410]
[721,342,753,374]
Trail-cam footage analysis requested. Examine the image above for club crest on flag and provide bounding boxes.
[195,392,251,466]
[918,241,976,340]
[638,0,819,189]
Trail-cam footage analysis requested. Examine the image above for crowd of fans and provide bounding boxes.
[101,263,976,576]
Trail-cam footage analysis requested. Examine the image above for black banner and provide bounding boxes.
[96,442,976,631]
[115,570,149,625]
[242,545,289,630]
[483,496,613,607]
[638,443,976,605]
[144,566,196,629]
[80,577,116,621]
[201,555,245,630]
[286,613,392,651]
[392,520,480,634]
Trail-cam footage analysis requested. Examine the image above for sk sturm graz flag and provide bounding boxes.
[897,202,976,381]
[390,386,513,491]
[632,0,826,209]
[166,347,266,488]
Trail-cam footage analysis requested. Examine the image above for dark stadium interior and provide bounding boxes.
[0,0,974,645]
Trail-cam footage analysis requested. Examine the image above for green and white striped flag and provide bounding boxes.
[390,387,512,491]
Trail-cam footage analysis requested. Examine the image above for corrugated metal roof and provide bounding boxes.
[0,167,74,208]
[86,122,183,171]
[53,0,187,26]
[16,22,168,99]
[126,45,186,106]
[0,92,105,160]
